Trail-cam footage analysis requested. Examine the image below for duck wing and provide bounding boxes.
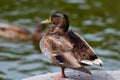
[67,30,103,66]
[40,33,80,68]
[40,32,93,74]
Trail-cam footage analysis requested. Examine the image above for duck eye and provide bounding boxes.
[52,15,61,21]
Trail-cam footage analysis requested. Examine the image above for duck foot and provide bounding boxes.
[51,67,66,78]
[51,74,66,78]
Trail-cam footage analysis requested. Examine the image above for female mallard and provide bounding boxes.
[0,23,48,41]
[40,11,103,78]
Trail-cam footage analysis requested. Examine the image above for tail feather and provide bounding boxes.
[73,66,92,75]
[81,58,103,66]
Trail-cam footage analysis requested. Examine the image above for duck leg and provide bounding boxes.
[51,67,66,78]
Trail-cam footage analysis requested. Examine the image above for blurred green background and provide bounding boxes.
[0,0,120,80]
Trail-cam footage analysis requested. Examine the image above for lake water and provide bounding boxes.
[0,0,120,80]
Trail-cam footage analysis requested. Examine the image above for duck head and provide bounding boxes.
[41,11,69,32]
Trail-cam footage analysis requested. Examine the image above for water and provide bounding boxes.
[0,0,120,80]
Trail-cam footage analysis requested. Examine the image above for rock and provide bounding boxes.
[22,70,120,80]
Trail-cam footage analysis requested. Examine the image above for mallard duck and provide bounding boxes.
[0,23,48,41]
[40,11,103,78]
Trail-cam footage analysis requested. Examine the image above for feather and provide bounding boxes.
[81,58,103,66]
[73,66,92,75]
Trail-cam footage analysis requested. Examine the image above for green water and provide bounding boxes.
[0,0,120,80]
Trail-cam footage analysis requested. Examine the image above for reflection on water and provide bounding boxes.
[0,0,120,80]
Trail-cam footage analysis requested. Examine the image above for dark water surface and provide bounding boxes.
[0,0,120,80]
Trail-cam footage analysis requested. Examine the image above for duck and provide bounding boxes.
[40,11,103,78]
[0,23,48,41]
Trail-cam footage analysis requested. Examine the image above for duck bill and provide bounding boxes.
[41,19,52,24]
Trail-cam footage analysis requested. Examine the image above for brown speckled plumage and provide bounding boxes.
[40,11,103,78]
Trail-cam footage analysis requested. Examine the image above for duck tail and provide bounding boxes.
[81,58,103,66]
[93,58,103,66]
[73,66,92,75]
